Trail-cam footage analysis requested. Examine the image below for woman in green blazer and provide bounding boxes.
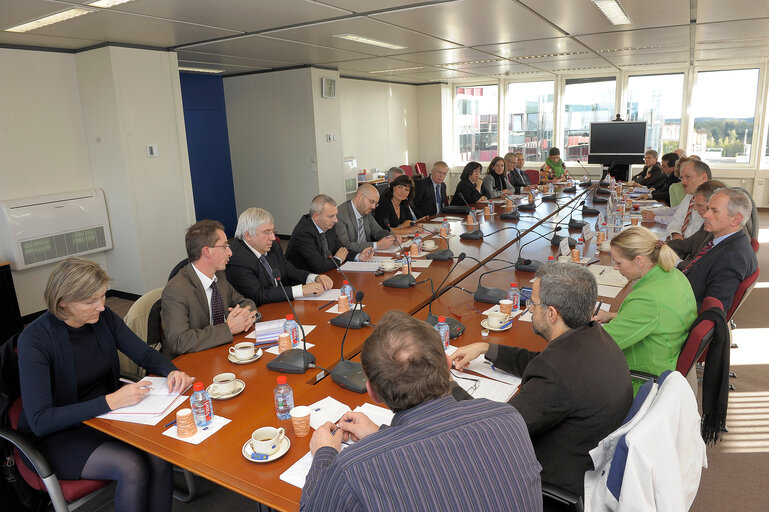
[593,226,697,393]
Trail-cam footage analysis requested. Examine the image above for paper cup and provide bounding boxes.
[499,299,513,315]
[290,406,311,437]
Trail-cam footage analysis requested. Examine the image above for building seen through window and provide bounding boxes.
[455,85,498,162]
[562,77,616,161]
[625,73,684,155]
[506,81,554,162]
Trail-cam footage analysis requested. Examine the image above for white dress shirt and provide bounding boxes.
[665,194,703,238]
[191,262,216,325]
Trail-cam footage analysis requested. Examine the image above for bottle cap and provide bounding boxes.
[343,280,349,285]
[277,375,287,385]
[579,238,584,241]
[510,282,517,287]
[286,314,294,321]
[193,382,204,391]
[438,316,446,323]
[548,256,555,260]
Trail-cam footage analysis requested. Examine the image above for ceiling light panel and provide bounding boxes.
[589,0,632,25]
[5,8,91,33]
[332,33,405,50]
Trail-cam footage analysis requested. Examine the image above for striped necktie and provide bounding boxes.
[259,255,277,286]
[682,240,714,274]
[210,281,225,325]
[357,216,366,243]
[680,197,695,234]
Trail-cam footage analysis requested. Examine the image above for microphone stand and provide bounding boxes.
[330,290,367,393]
[456,193,484,240]
[266,270,316,374]
[424,252,467,338]
[417,225,454,261]
[382,225,416,288]
[514,226,565,273]
[327,256,371,329]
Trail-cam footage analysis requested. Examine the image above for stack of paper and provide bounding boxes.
[450,370,517,402]
[338,261,381,272]
[294,289,341,301]
[245,320,316,345]
[589,265,629,287]
[98,376,190,426]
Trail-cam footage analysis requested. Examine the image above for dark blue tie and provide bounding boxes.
[435,184,441,213]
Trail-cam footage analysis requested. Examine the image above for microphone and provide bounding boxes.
[517,195,540,212]
[417,224,455,261]
[456,193,484,240]
[592,164,614,203]
[266,270,316,374]
[561,165,578,193]
[382,221,416,288]
[330,290,367,393]
[473,263,517,304]
[576,160,592,188]
[425,252,467,338]
[327,256,371,329]
[515,226,563,272]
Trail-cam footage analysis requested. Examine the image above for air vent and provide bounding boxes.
[21,226,108,266]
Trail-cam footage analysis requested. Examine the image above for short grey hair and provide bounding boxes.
[503,152,516,162]
[714,188,752,227]
[535,262,597,329]
[235,207,275,239]
[645,149,658,158]
[386,167,404,181]
[309,194,336,216]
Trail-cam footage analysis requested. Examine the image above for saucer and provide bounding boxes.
[480,319,513,332]
[228,348,263,365]
[242,436,290,463]
[421,244,438,252]
[206,379,245,400]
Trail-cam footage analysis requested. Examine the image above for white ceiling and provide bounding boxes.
[1,0,768,83]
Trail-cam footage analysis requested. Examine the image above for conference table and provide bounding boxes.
[85,182,660,511]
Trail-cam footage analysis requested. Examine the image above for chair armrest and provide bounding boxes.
[542,481,583,511]
[0,426,53,478]
[630,370,658,383]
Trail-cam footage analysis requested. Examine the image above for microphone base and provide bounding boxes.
[330,309,371,329]
[568,219,589,229]
[441,205,470,215]
[562,186,576,193]
[383,274,416,288]
[460,230,483,240]
[515,259,543,273]
[330,360,367,394]
[551,234,577,247]
[426,249,454,261]
[541,194,558,202]
[582,206,600,215]
[592,196,608,204]
[426,314,465,339]
[473,286,508,305]
[578,181,592,188]
[600,180,610,187]
[499,211,520,220]
[596,188,610,195]
[518,203,536,211]
[266,349,315,374]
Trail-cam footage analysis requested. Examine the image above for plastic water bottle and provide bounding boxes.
[190,382,213,427]
[435,316,450,349]
[583,173,589,183]
[340,280,354,306]
[413,232,423,253]
[507,282,521,311]
[614,208,623,230]
[548,182,554,194]
[283,314,300,348]
[600,222,608,240]
[274,375,294,420]
[441,218,451,235]
[576,238,585,260]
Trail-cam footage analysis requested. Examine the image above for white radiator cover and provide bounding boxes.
[0,188,113,270]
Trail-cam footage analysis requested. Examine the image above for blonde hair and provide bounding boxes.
[610,227,678,272]
[44,257,110,320]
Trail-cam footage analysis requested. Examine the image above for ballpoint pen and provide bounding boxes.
[594,301,603,317]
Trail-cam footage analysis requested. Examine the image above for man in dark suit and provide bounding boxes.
[667,180,725,269]
[450,262,632,497]
[681,187,758,311]
[335,183,398,252]
[161,220,257,358]
[505,151,531,192]
[413,161,448,217]
[226,207,333,306]
[632,150,665,189]
[648,152,680,205]
[286,194,368,274]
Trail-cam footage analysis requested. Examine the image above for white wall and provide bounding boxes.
[417,83,453,168]
[311,68,345,202]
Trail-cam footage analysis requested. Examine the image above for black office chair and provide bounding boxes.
[168,258,189,281]
[543,482,583,512]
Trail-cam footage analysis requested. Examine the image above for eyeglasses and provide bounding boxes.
[525,301,547,314]
[209,244,230,250]
[452,371,480,396]
[360,193,379,207]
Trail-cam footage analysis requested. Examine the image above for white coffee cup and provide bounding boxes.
[599,241,611,252]
[250,426,286,457]
[229,342,255,360]
[381,259,398,271]
[487,311,511,329]
[422,239,437,250]
[210,372,238,395]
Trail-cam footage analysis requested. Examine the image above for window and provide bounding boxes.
[689,68,759,164]
[455,85,498,162]
[506,81,554,161]
[626,73,684,155]
[562,77,616,162]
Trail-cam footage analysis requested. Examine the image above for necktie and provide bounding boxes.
[357,217,366,243]
[680,198,695,235]
[435,184,442,213]
[259,255,277,286]
[682,240,714,274]
[319,231,331,257]
[210,281,225,325]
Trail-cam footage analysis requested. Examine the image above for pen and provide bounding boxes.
[599,269,606,275]
[318,300,336,310]
[331,419,352,436]
[164,420,177,428]
[594,301,603,317]
[119,377,153,390]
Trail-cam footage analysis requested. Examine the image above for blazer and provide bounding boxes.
[413,177,447,217]
[632,163,665,189]
[481,173,514,199]
[450,179,483,206]
[285,214,357,274]
[373,198,416,230]
[668,226,712,270]
[18,309,176,437]
[683,229,758,312]
[508,168,530,192]
[650,173,680,205]
[161,263,255,359]
[225,237,310,306]
[334,200,391,252]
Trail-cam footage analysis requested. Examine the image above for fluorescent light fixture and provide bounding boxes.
[590,0,632,25]
[369,66,424,74]
[333,33,406,50]
[5,8,91,33]
[88,0,135,7]
[179,66,224,74]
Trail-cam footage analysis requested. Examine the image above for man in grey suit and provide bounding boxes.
[335,183,399,252]
[161,220,257,359]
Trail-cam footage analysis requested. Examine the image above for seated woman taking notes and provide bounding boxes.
[450,161,487,206]
[17,257,194,512]
[592,227,697,393]
[374,174,421,235]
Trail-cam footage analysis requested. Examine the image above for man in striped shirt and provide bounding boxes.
[300,311,542,511]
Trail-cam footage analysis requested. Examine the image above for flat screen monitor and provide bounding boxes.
[588,121,647,180]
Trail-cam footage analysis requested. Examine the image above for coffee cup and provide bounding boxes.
[229,342,255,361]
[381,259,398,271]
[423,239,437,251]
[487,311,511,329]
[499,299,513,315]
[210,373,238,395]
[289,406,311,437]
[630,215,640,226]
[250,427,286,457]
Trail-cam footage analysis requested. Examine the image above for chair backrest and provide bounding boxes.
[375,182,389,195]
[676,297,722,375]
[726,267,760,321]
[168,258,189,281]
[0,333,21,425]
[734,187,758,239]
[415,162,427,176]
[524,169,540,185]
[399,165,413,176]
[121,288,164,381]
[751,237,759,253]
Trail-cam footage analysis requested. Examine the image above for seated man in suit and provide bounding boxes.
[413,161,449,217]
[301,311,542,511]
[161,220,257,359]
[667,180,726,270]
[631,150,665,189]
[386,166,404,184]
[286,194,370,274]
[505,151,531,192]
[225,207,333,306]
[335,183,399,252]
[681,187,758,311]
[450,262,632,497]
[643,152,680,205]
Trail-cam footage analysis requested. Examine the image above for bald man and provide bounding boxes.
[335,183,399,252]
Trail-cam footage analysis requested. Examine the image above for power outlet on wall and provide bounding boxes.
[147,145,159,157]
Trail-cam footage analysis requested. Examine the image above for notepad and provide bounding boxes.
[589,265,629,288]
[293,289,342,301]
[100,377,189,416]
[451,370,517,402]
[338,261,381,272]
[245,320,315,342]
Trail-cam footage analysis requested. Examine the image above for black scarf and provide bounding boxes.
[696,306,729,445]
[492,172,506,192]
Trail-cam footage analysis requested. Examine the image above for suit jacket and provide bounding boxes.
[683,230,758,312]
[334,200,391,252]
[450,179,482,206]
[508,168,530,192]
[225,237,310,306]
[632,163,665,189]
[285,214,357,274]
[413,177,448,217]
[161,263,255,359]
[651,173,680,205]
[481,173,514,199]
[668,226,712,270]
[453,323,632,496]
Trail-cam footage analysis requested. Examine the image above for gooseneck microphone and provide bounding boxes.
[561,165,578,194]
[382,220,416,288]
[455,193,484,240]
[266,269,316,374]
[515,226,564,273]
[330,290,367,393]
[424,252,467,338]
[417,224,455,261]
[327,256,371,329]
[576,160,593,188]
